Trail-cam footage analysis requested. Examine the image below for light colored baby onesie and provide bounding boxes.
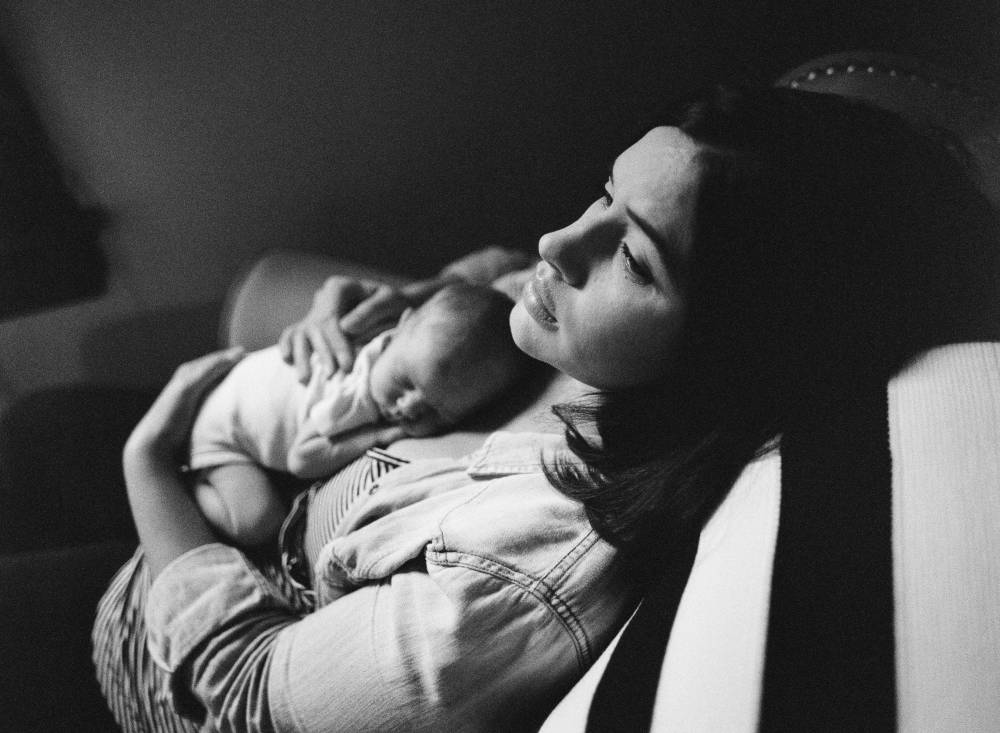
[188,332,391,475]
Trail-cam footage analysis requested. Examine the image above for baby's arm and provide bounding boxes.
[287,423,407,479]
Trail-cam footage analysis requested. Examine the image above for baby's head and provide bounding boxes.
[368,283,530,437]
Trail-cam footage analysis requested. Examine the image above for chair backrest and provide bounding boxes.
[775,51,1000,209]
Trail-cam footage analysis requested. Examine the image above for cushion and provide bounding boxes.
[775,51,1000,209]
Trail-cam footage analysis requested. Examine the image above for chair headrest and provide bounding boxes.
[775,51,1000,209]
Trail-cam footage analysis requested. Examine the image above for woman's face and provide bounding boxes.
[510,126,702,389]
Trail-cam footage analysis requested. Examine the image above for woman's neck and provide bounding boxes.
[495,368,589,433]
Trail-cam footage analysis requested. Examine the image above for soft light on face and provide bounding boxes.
[510,126,702,389]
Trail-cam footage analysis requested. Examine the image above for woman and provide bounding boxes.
[94,86,999,731]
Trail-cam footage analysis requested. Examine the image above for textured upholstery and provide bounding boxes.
[776,51,1000,208]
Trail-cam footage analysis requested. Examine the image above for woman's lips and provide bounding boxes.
[522,277,558,331]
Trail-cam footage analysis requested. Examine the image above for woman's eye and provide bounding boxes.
[619,242,652,285]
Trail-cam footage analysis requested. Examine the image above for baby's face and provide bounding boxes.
[368,326,481,437]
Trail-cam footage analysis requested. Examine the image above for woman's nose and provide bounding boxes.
[538,214,611,287]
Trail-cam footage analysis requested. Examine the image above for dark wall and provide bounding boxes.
[0,1,996,392]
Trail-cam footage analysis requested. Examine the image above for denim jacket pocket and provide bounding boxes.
[312,488,473,605]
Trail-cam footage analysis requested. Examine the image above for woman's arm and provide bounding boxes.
[121,350,618,732]
[144,545,588,733]
[123,348,244,577]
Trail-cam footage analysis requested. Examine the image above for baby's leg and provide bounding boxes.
[193,463,286,546]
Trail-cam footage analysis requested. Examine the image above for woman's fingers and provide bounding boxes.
[291,329,313,384]
[303,324,334,377]
[283,320,356,384]
[279,276,406,382]
[340,286,407,337]
[278,325,295,364]
[317,321,356,375]
[128,348,245,460]
[164,348,244,417]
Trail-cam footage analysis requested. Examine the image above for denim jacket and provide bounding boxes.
[145,432,637,732]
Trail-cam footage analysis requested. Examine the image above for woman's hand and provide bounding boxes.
[123,347,245,577]
[277,276,403,382]
[277,248,535,384]
[438,246,536,285]
[124,347,245,472]
[278,275,448,382]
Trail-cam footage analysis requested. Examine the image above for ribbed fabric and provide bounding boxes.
[301,448,408,565]
[889,343,1000,731]
[92,551,200,733]
[586,375,899,733]
[541,342,1000,731]
[93,547,313,732]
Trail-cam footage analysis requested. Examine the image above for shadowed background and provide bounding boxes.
[0,0,997,396]
[0,3,997,730]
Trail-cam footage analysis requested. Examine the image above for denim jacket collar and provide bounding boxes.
[464,431,571,477]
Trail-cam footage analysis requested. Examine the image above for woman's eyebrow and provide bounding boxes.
[609,156,688,285]
[626,205,689,289]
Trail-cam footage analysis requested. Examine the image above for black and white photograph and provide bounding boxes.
[0,2,998,731]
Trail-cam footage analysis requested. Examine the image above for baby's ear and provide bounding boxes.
[398,306,415,327]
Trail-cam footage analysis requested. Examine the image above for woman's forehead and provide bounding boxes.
[615,126,701,187]
[614,126,702,258]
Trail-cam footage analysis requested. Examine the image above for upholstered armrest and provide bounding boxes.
[219,249,412,351]
[0,385,152,554]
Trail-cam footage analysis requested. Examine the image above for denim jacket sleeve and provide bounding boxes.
[144,433,637,733]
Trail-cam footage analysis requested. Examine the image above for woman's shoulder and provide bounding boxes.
[430,430,602,571]
[427,431,631,613]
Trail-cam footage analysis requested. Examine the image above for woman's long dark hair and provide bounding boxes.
[548,87,999,561]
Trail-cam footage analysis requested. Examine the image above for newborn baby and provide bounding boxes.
[189,282,527,545]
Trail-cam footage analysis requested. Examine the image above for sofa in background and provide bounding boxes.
[0,250,406,732]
